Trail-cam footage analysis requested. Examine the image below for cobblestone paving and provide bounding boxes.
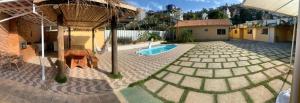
[141,41,293,103]
[0,44,194,102]
[98,44,195,90]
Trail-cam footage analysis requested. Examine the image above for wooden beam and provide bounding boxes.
[92,29,95,52]
[111,15,118,75]
[67,27,71,48]
[57,14,65,78]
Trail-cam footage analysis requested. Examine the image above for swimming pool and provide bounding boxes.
[137,44,177,56]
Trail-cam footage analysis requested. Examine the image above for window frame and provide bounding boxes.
[261,28,268,35]
[217,29,226,35]
[248,29,253,34]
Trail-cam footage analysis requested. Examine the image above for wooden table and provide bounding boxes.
[65,50,89,69]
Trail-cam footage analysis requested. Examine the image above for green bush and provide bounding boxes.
[179,29,194,43]
[148,32,162,41]
[136,32,149,42]
[55,74,67,84]
[118,37,133,45]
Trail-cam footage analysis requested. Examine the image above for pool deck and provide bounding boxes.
[0,43,194,103]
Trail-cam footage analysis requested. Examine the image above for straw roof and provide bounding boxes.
[33,0,138,29]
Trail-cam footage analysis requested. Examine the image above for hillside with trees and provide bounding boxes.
[126,3,290,30]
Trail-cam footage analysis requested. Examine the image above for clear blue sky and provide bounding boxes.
[125,0,243,12]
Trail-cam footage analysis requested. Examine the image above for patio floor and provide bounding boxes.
[0,43,194,102]
[138,41,293,103]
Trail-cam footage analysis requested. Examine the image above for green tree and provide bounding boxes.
[208,10,228,19]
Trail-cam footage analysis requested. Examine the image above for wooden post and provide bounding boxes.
[291,3,300,102]
[92,29,95,52]
[68,27,71,49]
[57,14,65,78]
[111,15,118,75]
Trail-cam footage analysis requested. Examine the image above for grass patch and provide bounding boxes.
[108,72,123,79]
[54,74,67,84]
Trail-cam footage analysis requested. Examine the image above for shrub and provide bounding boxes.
[55,74,67,84]
[148,32,162,41]
[118,37,133,45]
[179,29,194,43]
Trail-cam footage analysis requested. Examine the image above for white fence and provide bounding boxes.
[104,30,166,41]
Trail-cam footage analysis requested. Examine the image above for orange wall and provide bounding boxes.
[0,12,9,53]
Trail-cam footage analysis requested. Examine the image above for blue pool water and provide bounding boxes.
[137,44,177,56]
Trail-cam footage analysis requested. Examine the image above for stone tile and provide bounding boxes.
[215,69,232,77]
[223,62,237,68]
[215,58,226,62]
[195,69,213,77]
[192,63,207,68]
[249,56,259,59]
[260,57,272,62]
[232,67,249,75]
[236,61,250,67]
[157,85,184,102]
[218,92,247,103]
[238,57,250,61]
[180,76,202,89]
[209,55,219,58]
[246,86,274,103]
[202,58,213,63]
[268,79,291,93]
[179,57,189,61]
[185,91,214,103]
[220,55,231,58]
[163,73,184,84]
[260,62,275,68]
[263,68,282,78]
[156,71,168,78]
[208,63,222,69]
[167,65,181,72]
[227,58,239,62]
[188,55,198,58]
[247,72,268,84]
[204,79,228,92]
[189,58,201,62]
[271,60,285,65]
[276,65,290,73]
[247,65,263,72]
[144,79,165,93]
[231,54,240,57]
[179,61,193,67]
[228,76,250,90]
[173,61,181,65]
[249,59,262,64]
[198,55,209,58]
[179,67,196,75]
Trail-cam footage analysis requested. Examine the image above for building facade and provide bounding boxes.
[175,19,232,41]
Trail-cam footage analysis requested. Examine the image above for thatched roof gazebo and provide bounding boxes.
[33,0,138,81]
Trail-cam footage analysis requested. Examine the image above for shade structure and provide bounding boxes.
[33,0,138,29]
[242,0,299,16]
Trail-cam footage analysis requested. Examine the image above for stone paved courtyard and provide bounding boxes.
[141,41,293,103]
[0,44,194,102]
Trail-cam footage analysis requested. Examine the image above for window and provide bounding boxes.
[217,29,226,35]
[235,30,238,34]
[248,29,253,34]
[262,28,268,35]
[204,29,208,32]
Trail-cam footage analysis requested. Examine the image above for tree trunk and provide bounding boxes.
[111,15,118,75]
[57,14,65,78]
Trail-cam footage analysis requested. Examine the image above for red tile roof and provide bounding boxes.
[175,19,232,27]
